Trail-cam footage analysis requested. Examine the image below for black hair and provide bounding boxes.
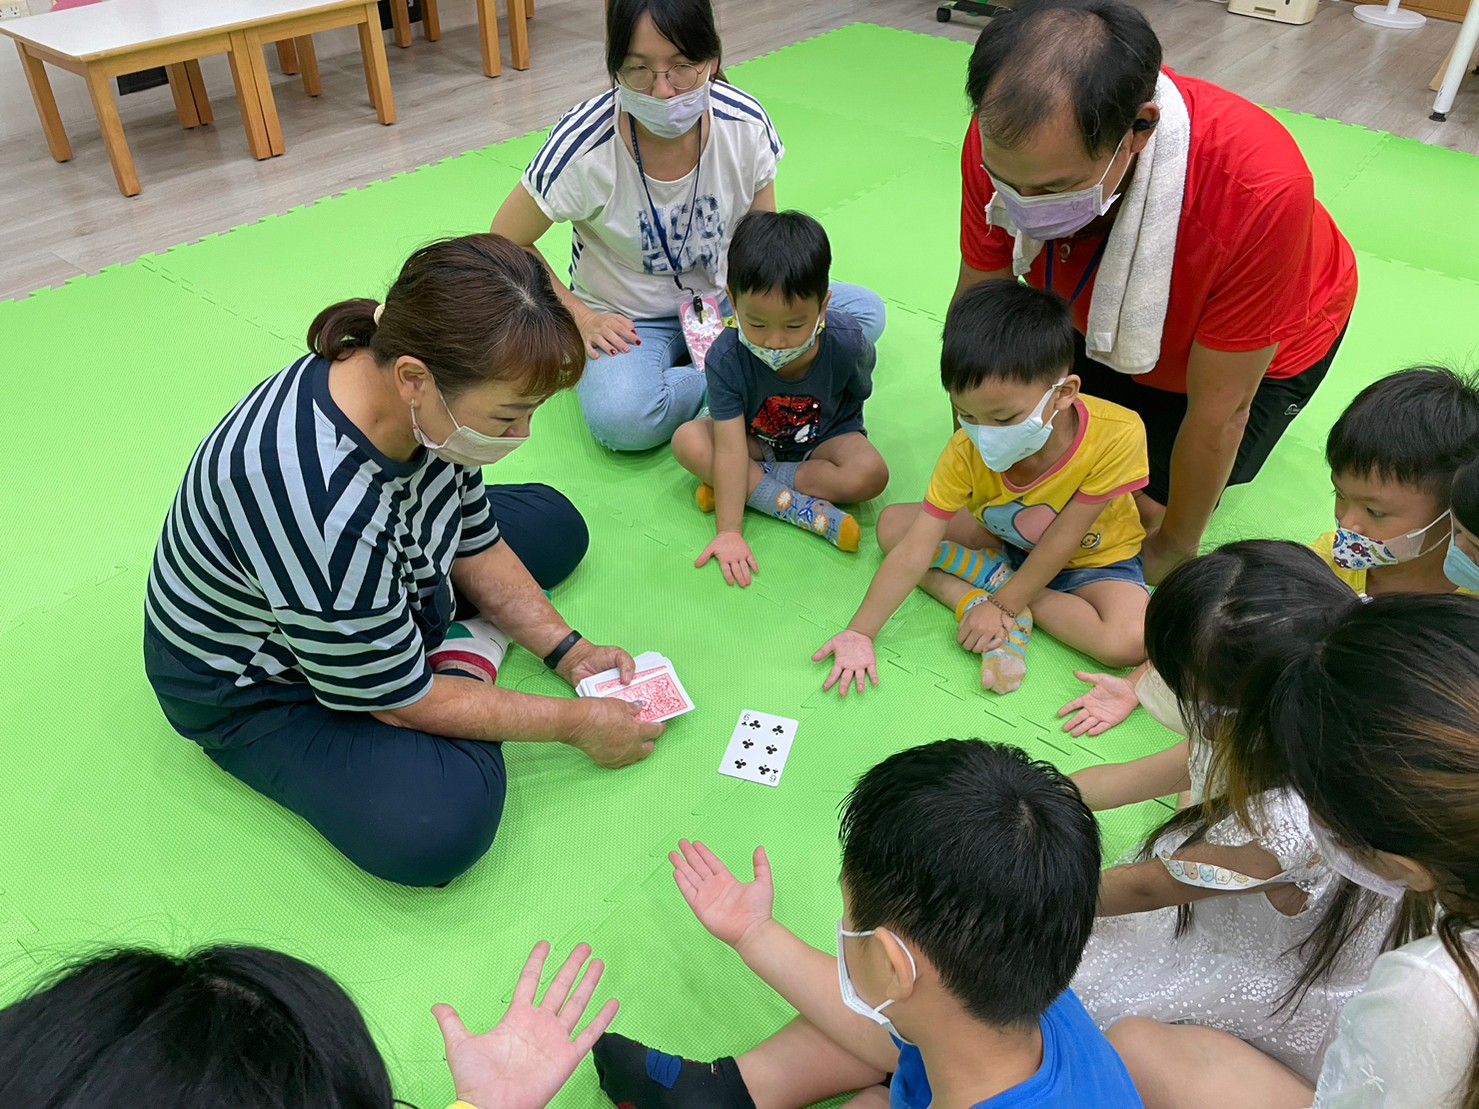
[965,0,1162,157]
[605,0,720,80]
[940,280,1076,393]
[1457,460,1479,535]
[726,210,831,307]
[308,234,584,401]
[1326,365,1479,498]
[1226,594,1479,1107]
[839,739,1100,1028]
[1133,541,1400,1013]
[0,946,398,1109]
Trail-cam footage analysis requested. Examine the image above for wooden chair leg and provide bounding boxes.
[389,0,412,48]
[506,0,529,70]
[357,4,397,123]
[167,62,202,128]
[84,65,140,196]
[227,34,273,160]
[477,0,502,77]
[296,36,321,95]
[183,59,213,125]
[14,42,72,163]
[422,0,442,40]
[276,38,300,74]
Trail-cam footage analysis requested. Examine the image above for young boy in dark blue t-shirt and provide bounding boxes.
[593,739,1144,1109]
[671,211,890,586]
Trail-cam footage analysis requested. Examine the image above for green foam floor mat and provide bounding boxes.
[4,22,1479,1109]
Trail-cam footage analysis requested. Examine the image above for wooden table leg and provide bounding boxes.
[389,0,412,48]
[14,42,72,163]
[422,0,442,40]
[296,36,321,96]
[358,4,397,123]
[276,38,300,74]
[477,0,503,77]
[525,0,533,17]
[184,59,213,124]
[227,33,273,160]
[506,0,529,70]
[83,65,140,196]
[167,63,202,128]
[244,33,285,155]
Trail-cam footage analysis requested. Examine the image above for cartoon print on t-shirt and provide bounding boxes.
[979,501,1105,552]
[638,196,723,279]
[751,396,821,454]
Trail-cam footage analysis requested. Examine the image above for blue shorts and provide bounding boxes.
[1002,544,1149,594]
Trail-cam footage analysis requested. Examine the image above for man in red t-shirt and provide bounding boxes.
[956,0,1357,583]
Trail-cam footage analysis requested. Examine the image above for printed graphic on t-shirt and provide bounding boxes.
[751,395,821,454]
[982,501,1059,550]
[638,196,723,278]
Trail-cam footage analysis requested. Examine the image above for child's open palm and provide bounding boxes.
[670,839,774,949]
[1058,671,1140,737]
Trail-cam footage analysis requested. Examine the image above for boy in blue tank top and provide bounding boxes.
[593,739,1143,1109]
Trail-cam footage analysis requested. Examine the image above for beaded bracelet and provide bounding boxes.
[987,593,1019,621]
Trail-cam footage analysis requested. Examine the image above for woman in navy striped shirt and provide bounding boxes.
[145,234,663,887]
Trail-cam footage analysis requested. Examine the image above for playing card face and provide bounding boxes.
[719,710,799,787]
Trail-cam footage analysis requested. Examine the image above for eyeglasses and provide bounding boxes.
[617,62,707,93]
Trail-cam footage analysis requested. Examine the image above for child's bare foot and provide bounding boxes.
[981,609,1033,694]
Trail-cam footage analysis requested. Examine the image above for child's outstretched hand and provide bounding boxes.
[958,600,1013,654]
[1058,671,1140,737]
[671,839,774,950]
[432,942,618,1109]
[695,532,759,587]
[813,630,879,697]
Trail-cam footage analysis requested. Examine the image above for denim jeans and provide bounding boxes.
[575,281,887,452]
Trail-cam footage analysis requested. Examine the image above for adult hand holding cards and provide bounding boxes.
[576,652,695,724]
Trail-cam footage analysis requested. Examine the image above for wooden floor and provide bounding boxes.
[2,0,1476,301]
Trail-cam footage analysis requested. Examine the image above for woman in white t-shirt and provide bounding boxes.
[491,0,884,451]
[1104,592,1479,1109]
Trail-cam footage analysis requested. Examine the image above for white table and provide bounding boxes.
[1431,0,1479,120]
[0,0,395,197]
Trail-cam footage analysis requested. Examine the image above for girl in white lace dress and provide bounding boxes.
[1061,541,1404,1083]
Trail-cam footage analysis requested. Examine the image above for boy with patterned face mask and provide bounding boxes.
[590,739,1142,1109]
[813,280,1150,698]
[1314,366,1479,598]
[671,211,890,583]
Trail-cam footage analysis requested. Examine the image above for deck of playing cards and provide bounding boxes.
[720,710,799,787]
[575,652,695,724]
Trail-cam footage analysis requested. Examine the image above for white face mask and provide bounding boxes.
[988,134,1128,241]
[738,314,823,373]
[837,922,918,1043]
[411,385,529,468]
[1310,820,1410,901]
[1331,510,1450,570]
[618,71,711,139]
[960,380,1066,471]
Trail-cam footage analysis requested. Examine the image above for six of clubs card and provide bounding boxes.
[720,710,800,787]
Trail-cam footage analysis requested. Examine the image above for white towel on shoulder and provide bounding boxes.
[985,73,1190,376]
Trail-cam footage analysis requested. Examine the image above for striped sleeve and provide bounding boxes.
[710,83,784,157]
[522,91,617,222]
[457,467,501,557]
[270,595,432,711]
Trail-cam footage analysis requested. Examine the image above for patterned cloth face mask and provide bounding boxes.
[1330,510,1450,570]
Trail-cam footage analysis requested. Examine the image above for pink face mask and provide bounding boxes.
[411,386,528,468]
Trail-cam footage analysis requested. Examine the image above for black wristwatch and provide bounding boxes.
[543,630,584,671]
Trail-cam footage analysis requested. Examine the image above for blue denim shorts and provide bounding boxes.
[1002,544,1149,594]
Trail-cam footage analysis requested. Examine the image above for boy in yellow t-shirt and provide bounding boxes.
[814,281,1150,696]
[1314,366,1479,597]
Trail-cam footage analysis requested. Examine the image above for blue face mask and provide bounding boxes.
[738,314,823,373]
[1444,537,1479,591]
[960,380,1066,471]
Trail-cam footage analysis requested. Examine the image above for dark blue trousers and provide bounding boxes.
[149,484,588,888]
